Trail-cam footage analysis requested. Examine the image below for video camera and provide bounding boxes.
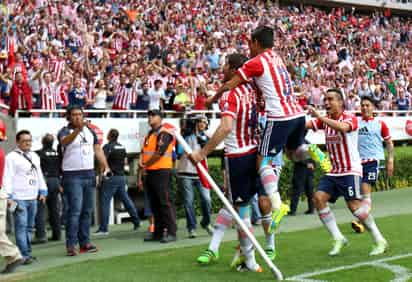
[180,115,209,148]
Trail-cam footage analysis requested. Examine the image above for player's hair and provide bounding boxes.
[360,96,377,107]
[326,88,344,101]
[251,26,274,49]
[16,130,31,142]
[227,53,248,70]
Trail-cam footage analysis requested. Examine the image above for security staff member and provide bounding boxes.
[95,129,140,235]
[34,134,62,243]
[141,109,177,243]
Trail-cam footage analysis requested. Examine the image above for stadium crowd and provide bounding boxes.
[0,0,411,116]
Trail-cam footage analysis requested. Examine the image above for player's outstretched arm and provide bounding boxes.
[307,106,351,133]
[190,116,233,163]
[205,74,244,108]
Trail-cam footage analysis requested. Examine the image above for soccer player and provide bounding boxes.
[196,155,283,266]
[209,26,330,233]
[351,96,394,233]
[306,88,388,256]
[191,53,262,272]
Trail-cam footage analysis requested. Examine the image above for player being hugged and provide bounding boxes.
[208,26,331,234]
[306,88,388,256]
[191,53,262,272]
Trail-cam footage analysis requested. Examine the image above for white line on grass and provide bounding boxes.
[286,253,412,282]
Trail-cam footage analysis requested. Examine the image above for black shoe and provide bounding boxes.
[143,232,159,242]
[49,236,61,241]
[288,212,296,216]
[32,238,47,245]
[304,210,315,215]
[133,223,140,231]
[160,233,177,243]
[1,258,24,274]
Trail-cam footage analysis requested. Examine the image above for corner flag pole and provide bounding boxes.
[171,126,284,280]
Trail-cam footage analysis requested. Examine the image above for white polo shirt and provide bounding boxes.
[58,125,98,174]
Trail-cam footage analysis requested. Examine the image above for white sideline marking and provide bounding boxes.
[286,253,412,282]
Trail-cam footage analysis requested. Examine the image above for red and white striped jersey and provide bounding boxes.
[40,82,60,110]
[219,83,258,156]
[310,112,362,176]
[112,85,133,110]
[237,49,303,121]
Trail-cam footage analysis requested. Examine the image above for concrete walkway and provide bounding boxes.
[2,188,411,280]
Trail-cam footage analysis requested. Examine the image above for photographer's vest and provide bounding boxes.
[142,126,175,170]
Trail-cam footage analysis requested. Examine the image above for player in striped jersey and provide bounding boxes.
[208,26,330,235]
[306,89,388,256]
[192,53,262,273]
[351,96,394,233]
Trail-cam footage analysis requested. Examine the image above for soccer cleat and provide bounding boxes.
[230,245,244,268]
[308,144,332,173]
[369,240,388,256]
[351,220,365,233]
[236,262,263,273]
[328,237,349,256]
[197,249,219,264]
[265,248,276,261]
[268,203,290,234]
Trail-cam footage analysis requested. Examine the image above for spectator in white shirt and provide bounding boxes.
[148,79,165,110]
[3,130,47,265]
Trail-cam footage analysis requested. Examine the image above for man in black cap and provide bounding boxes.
[140,109,177,243]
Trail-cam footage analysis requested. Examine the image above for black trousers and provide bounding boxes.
[35,177,62,239]
[290,162,314,214]
[145,169,177,237]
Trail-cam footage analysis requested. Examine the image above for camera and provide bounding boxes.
[180,116,209,148]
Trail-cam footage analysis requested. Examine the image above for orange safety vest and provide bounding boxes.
[142,126,175,170]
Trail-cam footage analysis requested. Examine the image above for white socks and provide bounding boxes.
[318,206,344,240]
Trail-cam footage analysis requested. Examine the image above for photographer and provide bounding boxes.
[176,115,213,238]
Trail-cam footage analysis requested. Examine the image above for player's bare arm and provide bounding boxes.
[385,139,394,176]
[205,74,243,107]
[190,115,233,163]
[307,106,351,133]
